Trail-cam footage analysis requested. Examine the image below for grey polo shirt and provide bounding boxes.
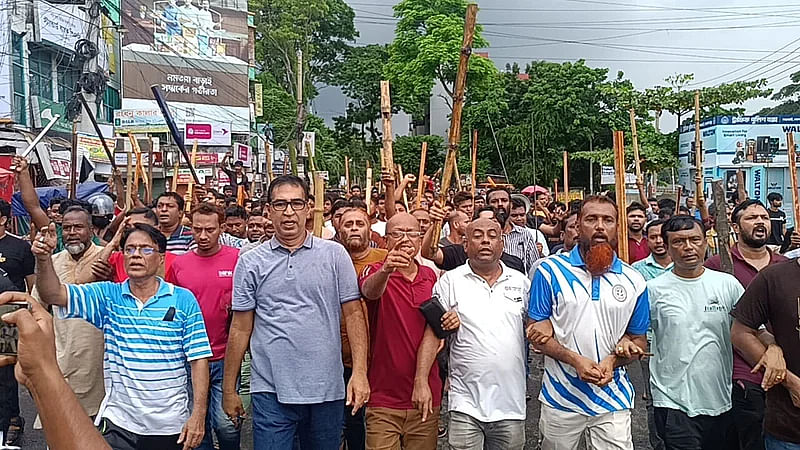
[232,232,361,404]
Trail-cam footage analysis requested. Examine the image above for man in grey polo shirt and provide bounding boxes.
[222,175,370,450]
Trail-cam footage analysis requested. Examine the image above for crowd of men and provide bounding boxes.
[0,158,797,450]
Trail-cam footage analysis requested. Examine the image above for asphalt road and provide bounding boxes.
[15,353,653,450]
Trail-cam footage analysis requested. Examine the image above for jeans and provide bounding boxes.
[765,435,800,450]
[449,411,525,450]
[197,360,241,450]
[654,407,732,450]
[732,380,766,450]
[342,367,365,450]
[252,392,343,450]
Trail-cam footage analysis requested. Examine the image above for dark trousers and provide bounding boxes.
[641,358,665,450]
[342,366,365,450]
[99,419,182,450]
[0,365,13,438]
[654,407,735,450]
[731,380,766,450]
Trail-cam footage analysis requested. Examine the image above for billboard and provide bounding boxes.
[35,1,87,52]
[121,0,248,64]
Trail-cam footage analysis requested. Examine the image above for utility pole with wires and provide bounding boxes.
[66,0,107,197]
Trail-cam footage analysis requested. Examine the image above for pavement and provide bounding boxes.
[14,352,654,449]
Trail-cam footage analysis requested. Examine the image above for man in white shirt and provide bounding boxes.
[510,197,549,256]
[528,196,650,450]
[435,218,530,449]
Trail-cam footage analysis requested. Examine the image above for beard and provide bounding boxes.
[65,242,87,256]
[740,228,768,248]
[344,233,369,254]
[584,242,615,276]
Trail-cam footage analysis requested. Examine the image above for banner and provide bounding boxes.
[235,142,251,167]
[185,122,231,146]
[254,83,263,117]
[77,133,109,163]
[114,109,168,133]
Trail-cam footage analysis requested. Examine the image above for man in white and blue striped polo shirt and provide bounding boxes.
[528,196,650,450]
[33,221,212,450]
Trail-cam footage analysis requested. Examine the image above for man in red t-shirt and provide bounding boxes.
[360,213,458,449]
[627,202,650,263]
[166,203,240,450]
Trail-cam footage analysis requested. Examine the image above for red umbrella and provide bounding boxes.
[521,185,547,196]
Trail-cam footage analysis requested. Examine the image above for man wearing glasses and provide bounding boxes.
[732,261,800,449]
[33,222,212,450]
[222,175,370,449]
[359,213,457,448]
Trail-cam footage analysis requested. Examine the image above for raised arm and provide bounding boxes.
[382,169,397,221]
[31,224,68,306]
[420,203,445,264]
[13,156,50,231]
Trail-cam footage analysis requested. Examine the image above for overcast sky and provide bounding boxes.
[311,0,800,133]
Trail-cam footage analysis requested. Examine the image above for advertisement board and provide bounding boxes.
[35,1,87,52]
[235,142,250,167]
[185,122,231,146]
[121,0,249,63]
[114,109,169,133]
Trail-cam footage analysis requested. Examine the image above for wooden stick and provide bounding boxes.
[398,163,409,210]
[629,108,642,180]
[69,121,78,199]
[345,156,350,193]
[365,166,373,215]
[125,149,133,210]
[787,132,800,230]
[171,160,179,193]
[563,151,569,202]
[266,141,274,183]
[676,185,682,209]
[454,163,462,191]
[613,131,629,263]
[711,180,734,274]
[554,179,559,203]
[416,141,428,209]
[694,91,704,205]
[146,137,154,204]
[313,172,325,237]
[128,135,149,201]
[429,3,478,253]
[380,81,395,175]
[185,140,198,212]
[470,130,478,198]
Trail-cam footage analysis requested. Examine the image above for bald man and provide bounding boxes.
[360,214,458,449]
[440,211,469,248]
[435,218,530,449]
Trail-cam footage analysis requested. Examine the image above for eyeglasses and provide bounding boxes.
[387,231,423,240]
[124,245,157,256]
[270,199,307,212]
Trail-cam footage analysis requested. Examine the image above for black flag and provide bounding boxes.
[79,155,94,183]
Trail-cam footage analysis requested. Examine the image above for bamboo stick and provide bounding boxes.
[380,81,395,175]
[125,149,133,210]
[563,151,569,202]
[613,131,629,263]
[345,156,350,194]
[398,163,409,211]
[416,141,428,209]
[694,91,703,205]
[185,140,198,212]
[365,165,373,215]
[428,3,478,253]
[787,133,800,230]
[629,108,642,180]
[470,130,478,198]
[313,172,325,237]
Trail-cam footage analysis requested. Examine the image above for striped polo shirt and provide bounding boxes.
[58,279,212,435]
[528,246,650,416]
[166,225,195,255]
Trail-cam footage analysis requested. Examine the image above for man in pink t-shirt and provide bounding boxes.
[166,203,240,450]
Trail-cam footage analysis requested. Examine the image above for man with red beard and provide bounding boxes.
[527,196,650,450]
[338,208,387,449]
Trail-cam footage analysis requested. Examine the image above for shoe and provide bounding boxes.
[6,415,24,446]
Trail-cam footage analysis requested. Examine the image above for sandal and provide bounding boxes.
[6,415,24,445]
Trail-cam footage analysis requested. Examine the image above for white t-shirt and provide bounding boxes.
[435,262,531,422]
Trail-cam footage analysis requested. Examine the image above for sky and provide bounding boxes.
[311,0,800,134]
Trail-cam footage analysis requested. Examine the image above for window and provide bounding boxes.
[57,63,80,103]
[11,33,25,125]
[102,87,120,123]
[28,48,53,100]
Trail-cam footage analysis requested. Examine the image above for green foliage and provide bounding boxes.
[251,0,357,99]
[393,135,447,180]
[758,70,800,115]
[384,0,496,116]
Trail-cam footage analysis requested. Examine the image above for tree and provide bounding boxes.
[393,135,447,181]
[758,69,800,115]
[384,0,496,116]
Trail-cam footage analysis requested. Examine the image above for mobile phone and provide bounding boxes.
[0,302,28,356]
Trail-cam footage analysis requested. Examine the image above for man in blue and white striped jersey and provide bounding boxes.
[33,222,212,450]
[527,196,650,450]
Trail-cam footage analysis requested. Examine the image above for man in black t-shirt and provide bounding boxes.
[0,200,33,446]
[766,192,786,246]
